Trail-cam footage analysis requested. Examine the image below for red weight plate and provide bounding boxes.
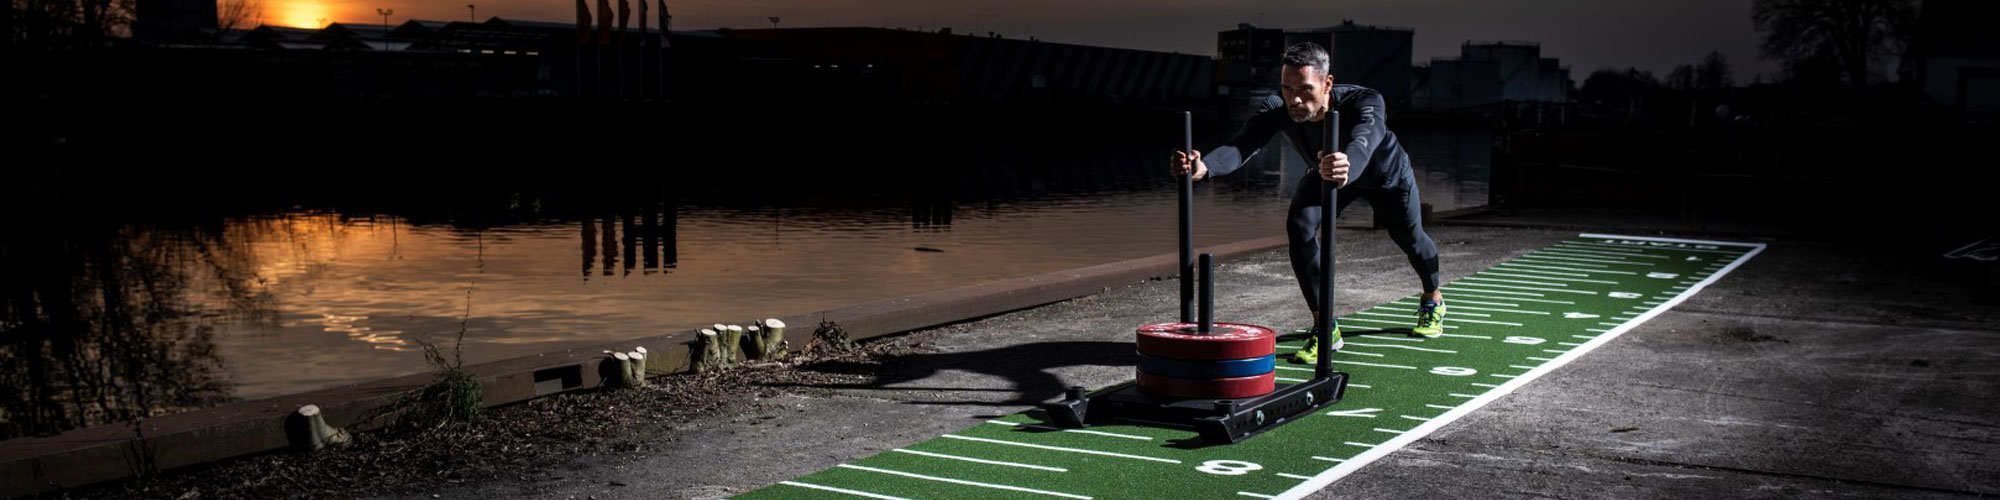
[1134,371,1276,399]
[1135,322,1276,360]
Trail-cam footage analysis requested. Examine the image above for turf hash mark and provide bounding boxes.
[728,234,1764,500]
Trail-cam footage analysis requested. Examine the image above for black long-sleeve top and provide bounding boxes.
[1202,84,1411,190]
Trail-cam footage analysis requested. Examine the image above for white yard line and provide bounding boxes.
[1499,263,1638,275]
[984,420,1153,441]
[779,481,914,500]
[1482,271,1622,285]
[838,464,1092,500]
[891,449,1069,472]
[939,435,1180,464]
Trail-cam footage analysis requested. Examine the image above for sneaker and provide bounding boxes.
[1412,301,1446,338]
[1291,326,1343,363]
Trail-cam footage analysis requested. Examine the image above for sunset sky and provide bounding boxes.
[265,0,1776,79]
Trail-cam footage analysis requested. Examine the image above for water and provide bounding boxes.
[0,178,1294,439]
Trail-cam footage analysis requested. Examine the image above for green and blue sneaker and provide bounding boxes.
[1290,326,1343,364]
[1412,300,1446,338]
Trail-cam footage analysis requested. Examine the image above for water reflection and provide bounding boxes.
[0,220,254,440]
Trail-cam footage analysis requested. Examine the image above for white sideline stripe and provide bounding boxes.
[779,481,913,500]
[1598,322,1622,326]
[1373,428,1406,434]
[1349,383,1372,388]
[1343,441,1379,447]
[1527,356,1554,361]
[1585,328,1608,332]
[1311,456,1347,462]
[1272,234,1766,500]
[1355,335,1427,343]
[1449,293,1576,305]
[1277,343,1385,357]
[1449,393,1479,398]
[1491,374,1518,379]
[1425,404,1455,409]
[1541,349,1567,354]
[1491,265,1589,277]
[1500,263,1638,275]
[1345,342,1457,353]
[1453,318,1526,326]
[1508,365,1536,370]
[1572,335,1596,339]
[1446,310,1494,318]
[1277,473,1314,480]
[1443,285,1545,297]
[837,464,1091,500]
[984,420,1151,441]
[1483,271,1622,284]
[1401,415,1431,422]
[1276,376,1308,383]
[1471,383,1500,388]
[1239,492,1276,499]
[1463,276,1569,287]
[891,449,1068,472]
[1456,283,1598,295]
[939,435,1180,464]
[1558,342,1582,346]
[1438,333,1492,340]
[1276,366,1316,372]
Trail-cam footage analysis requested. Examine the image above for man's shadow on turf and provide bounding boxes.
[764,327,1407,408]
[769,340,1135,406]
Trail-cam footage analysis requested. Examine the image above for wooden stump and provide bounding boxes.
[287,404,351,452]
[694,328,728,372]
[601,351,638,388]
[721,325,745,362]
[746,318,789,360]
[628,348,648,387]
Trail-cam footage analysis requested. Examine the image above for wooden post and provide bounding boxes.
[694,328,724,372]
[747,318,788,360]
[286,404,351,452]
[628,348,648,387]
[721,325,745,363]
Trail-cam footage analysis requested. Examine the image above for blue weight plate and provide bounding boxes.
[1136,353,1276,379]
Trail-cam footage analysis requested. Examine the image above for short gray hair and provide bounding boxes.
[1281,42,1330,77]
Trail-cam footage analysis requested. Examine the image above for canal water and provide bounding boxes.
[2,102,1489,440]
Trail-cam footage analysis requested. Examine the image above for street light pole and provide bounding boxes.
[768,16,779,29]
[467,4,475,21]
[376,8,393,51]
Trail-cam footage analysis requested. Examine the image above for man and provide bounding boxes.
[1171,42,1444,363]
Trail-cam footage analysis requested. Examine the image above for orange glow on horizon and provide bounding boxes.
[272,0,335,28]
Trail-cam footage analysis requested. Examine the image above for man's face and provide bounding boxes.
[1280,64,1333,123]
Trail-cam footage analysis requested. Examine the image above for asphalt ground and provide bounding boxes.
[376,223,2000,500]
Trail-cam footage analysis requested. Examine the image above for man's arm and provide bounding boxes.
[1338,89,1389,181]
[1198,96,1286,179]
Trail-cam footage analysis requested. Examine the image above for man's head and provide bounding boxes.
[1279,42,1334,123]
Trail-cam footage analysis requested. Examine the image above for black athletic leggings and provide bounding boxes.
[1286,175,1440,314]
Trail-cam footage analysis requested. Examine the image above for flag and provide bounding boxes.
[596,0,613,44]
[616,0,630,38]
[575,0,591,44]
[668,0,684,48]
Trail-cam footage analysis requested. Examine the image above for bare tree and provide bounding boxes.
[1668,64,1698,90]
[1753,0,1917,87]
[216,0,262,33]
[1697,51,1735,90]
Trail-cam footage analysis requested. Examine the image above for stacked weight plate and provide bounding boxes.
[1134,322,1277,399]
